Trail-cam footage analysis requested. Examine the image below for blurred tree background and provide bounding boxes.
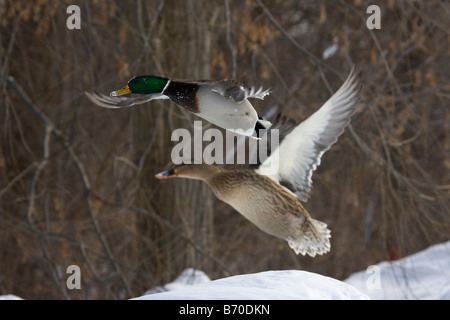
[0,0,448,299]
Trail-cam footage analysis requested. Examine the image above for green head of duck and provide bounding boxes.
[110,75,169,96]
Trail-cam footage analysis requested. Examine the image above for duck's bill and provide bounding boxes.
[110,85,131,97]
[155,169,177,179]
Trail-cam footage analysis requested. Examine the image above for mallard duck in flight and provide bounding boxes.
[86,76,272,138]
[155,68,361,257]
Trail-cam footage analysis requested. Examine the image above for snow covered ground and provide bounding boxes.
[1,241,448,300]
[0,294,23,300]
[137,240,450,300]
[135,269,369,300]
[344,240,450,299]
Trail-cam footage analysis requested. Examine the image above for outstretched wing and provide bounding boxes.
[85,91,169,109]
[256,67,361,201]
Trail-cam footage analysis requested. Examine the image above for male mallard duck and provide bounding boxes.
[155,68,361,256]
[86,76,271,138]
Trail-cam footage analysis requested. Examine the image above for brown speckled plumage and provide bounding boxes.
[159,164,330,257]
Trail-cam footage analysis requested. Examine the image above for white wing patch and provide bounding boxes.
[243,86,271,100]
[256,68,361,201]
[210,80,270,102]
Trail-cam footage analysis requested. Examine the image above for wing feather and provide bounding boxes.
[256,67,361,201]
[210,80,270,102]
[85,91,169,109]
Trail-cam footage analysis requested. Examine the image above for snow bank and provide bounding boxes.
[143,268,211,295]
[135,270,369,300]
[344,241,450,300]
[0,294,23,300]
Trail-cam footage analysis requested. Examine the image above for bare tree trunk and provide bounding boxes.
[133,0,218,286]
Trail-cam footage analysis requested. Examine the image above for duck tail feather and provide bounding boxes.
[287,218,331,257]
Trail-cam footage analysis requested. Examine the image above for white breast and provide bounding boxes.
[196,87,259,136]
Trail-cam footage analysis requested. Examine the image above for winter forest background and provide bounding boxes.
[0,0,449,299]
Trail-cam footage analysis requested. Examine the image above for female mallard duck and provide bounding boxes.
[86,76,271,138]
[155,68,361,256]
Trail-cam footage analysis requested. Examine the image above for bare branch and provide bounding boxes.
[255,0,341,80]
[6,76,132,297]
